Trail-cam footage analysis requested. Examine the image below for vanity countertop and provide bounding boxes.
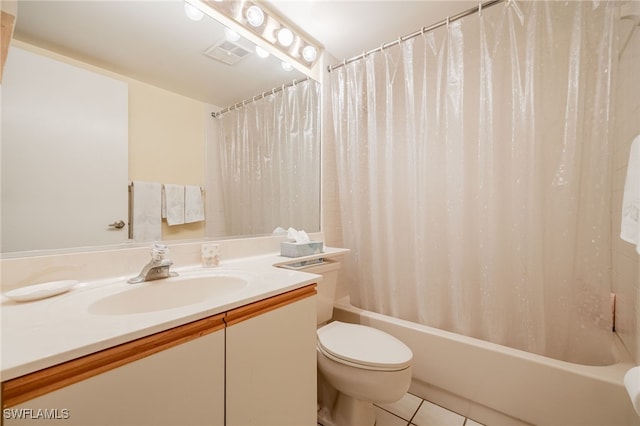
[1,248,348,381]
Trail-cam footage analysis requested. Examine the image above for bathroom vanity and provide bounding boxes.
[0,246,346,425]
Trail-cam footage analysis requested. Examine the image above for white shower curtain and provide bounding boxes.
[330,1,617,364]
[218,79,320,236]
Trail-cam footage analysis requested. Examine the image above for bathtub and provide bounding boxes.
[332,299,640,426]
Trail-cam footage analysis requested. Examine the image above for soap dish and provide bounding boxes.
[3,280,79,302]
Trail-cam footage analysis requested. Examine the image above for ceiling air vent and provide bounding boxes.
[203,39,252,66]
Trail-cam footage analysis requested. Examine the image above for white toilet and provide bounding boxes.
[304,259,413,426]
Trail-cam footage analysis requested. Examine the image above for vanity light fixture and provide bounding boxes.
[277,28,294,47]
[185,0,323,75]
[245,5,265,27]
[302,45,317,62]
[224,27,241,42]
[256,46,270,58]
[184,2,205,21]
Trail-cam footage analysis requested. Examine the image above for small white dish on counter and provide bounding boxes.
[3,280,79,302]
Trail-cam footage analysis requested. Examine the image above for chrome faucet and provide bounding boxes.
[128,243,178,284]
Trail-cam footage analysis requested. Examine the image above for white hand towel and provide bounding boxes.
[131,181,162,242]
[162,184,185,226]
[621,135,640,255]
[185,185,205,223]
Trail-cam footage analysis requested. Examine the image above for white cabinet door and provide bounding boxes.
[226,291,317,426]
[4,330,224,426]
[1,46,129,252]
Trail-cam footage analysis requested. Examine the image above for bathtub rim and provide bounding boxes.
[332,297,639,426]
[333,297,634,371]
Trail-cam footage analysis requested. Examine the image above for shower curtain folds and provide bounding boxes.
[218,79,320,237]
[330,1,616,364]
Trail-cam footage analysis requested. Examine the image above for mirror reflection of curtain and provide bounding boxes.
[218,79,320,236]
[330,1,616,364]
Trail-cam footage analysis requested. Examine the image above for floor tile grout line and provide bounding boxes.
[419,396,474,425]
[374,404,413,423]
[343,394,482,426]
[407,399,424,425]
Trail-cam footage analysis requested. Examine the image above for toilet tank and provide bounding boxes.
[296,259,341,325]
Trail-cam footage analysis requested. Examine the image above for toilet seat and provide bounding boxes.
[317,321,412,372]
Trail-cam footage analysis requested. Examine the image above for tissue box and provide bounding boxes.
[280,241,324,258]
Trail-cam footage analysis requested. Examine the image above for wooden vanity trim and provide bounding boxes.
[0,11,16,83]
[2,313,225,408]
[225,284,317,327]
[2,284,317,408]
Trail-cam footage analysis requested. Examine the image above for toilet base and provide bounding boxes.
[333,393,375,426]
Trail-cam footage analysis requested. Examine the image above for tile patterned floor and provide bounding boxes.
[319,392,485,426]
[374,393,484,426]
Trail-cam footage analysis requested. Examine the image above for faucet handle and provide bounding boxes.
[153,242,167,252]
[151,243,168,260]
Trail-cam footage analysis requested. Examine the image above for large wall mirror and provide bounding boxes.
[1,1,321,256]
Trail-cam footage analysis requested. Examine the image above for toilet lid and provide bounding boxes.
[317,321,412,370]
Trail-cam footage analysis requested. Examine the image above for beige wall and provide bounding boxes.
[128,80,205,241]
[612,19,640,364]
[10,40,207,242]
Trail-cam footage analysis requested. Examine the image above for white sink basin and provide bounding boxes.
[88,273,249,315]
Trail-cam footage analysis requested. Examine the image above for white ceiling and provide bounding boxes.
[272,0,478,61]
[11,1,478,108]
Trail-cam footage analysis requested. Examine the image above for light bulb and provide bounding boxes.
[246,5,265,27]
[184,2,204,21]
[281,61,293,71]
[277,28,294,47]
[224,28,241,42]
[302,45,317,62]
[256,46,270,58]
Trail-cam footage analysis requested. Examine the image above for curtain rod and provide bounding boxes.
[211,76,312,118]
[327,0,505,72]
